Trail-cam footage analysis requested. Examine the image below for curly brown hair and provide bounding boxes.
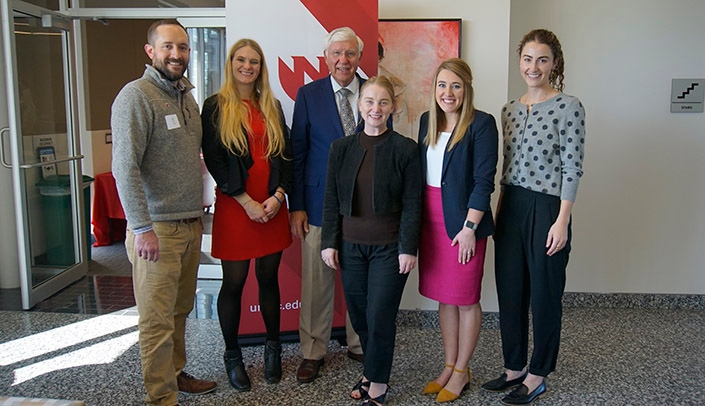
[518,29,565,92]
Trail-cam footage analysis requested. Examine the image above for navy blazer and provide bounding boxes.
[418,110,499,240]
[289,74,367,227]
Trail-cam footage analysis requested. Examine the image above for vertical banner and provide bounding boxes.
[225,0,378,338]
[227,0,378,124]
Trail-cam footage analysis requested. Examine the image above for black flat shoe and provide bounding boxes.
[501,381,546,405]
[481,372,527,392]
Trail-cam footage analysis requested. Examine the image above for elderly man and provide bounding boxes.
[289,26,369,383]
[111,19,216,405]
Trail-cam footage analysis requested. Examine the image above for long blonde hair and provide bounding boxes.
[424,58,475,151]
[216,38,285,158]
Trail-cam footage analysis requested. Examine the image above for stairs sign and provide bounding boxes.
[671,79,704,113]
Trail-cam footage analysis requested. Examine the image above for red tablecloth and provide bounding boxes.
[92,172,127,246]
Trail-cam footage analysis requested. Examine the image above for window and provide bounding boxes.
[186,27,225,107]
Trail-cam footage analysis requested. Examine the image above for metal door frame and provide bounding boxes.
[1,0,89,309]
[62,6,225,280]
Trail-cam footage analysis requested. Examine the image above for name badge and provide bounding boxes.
[165,114,181,130]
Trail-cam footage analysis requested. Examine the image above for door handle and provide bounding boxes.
[0,127,10,169]
[19,154,85,169]
[0,128,84,169]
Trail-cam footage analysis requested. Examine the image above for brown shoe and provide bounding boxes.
[296,358,324,383]
[347,350,365,363]
[177,371,217,395]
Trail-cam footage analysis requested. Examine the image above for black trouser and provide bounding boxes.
[340,241,408,383]
[494,185,571,377]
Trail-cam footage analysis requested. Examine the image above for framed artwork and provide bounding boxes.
[378,19,462,139]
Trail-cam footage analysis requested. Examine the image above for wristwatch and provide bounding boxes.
[464,220,478,231]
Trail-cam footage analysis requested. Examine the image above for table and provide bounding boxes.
[91,172,127,246]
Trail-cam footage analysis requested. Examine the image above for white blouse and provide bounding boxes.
[425,131,451,187]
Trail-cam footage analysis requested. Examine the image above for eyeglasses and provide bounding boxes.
[329,50,359,59]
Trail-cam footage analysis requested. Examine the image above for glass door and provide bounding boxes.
[1,0,89,309]
[184,24,226,279]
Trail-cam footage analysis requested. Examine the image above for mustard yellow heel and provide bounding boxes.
[422,364,454,395]
[436,367,471,403]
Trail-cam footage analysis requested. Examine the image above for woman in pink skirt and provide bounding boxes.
[417,58,498,403]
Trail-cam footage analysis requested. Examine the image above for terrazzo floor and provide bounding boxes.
[1,279,704,405]
[1,242,704,405]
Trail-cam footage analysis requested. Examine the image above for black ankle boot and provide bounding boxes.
[224,348,251,391]
[264,340,282,384]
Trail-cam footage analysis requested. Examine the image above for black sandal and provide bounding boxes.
[351,378,370,400]
[362,385,388,405]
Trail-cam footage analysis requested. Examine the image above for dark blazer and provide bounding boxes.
[289,74,373,227]
[200,94,292,196]
[418,110,499,240]
[321,131,422,255]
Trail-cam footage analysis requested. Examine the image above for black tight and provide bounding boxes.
[217,251,283,349]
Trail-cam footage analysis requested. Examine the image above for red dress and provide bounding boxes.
[211,101,292,260]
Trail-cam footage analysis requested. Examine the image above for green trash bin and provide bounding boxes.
[36,175,94,266]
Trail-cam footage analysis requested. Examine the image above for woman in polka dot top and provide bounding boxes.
[481,29,585,406]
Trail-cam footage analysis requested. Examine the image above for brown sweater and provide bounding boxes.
[342,131,399,245]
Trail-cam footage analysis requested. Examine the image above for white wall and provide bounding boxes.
[380,0,511,311]
[388,0,705,312]
[90,129,113,176]
[509,0,705,295]
[2,0,703,301]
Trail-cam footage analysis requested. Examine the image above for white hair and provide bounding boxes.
[323,27,364,53]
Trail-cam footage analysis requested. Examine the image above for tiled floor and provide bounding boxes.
[0,230,220,318]
[0,274,224,319]
[0,275,135,314]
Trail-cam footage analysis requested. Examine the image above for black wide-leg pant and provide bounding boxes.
[494,185,571,377]
[340,241,408,383]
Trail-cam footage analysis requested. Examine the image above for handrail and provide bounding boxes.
[19,154,85,169]
[0,127,11,169]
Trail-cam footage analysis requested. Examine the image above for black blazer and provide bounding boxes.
[201,95,292,197]
[417,110,499,240]
[321,131,422,255]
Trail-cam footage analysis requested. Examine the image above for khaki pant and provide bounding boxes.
[298,225,361,360]
[127,220,202,406]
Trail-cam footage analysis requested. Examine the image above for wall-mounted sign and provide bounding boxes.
[671,79,704,113]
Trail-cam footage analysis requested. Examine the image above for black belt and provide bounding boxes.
[178,217,199,224]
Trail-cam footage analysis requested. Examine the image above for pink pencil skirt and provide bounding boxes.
[418,185,487,306]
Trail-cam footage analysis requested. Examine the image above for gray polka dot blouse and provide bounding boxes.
[500,93,585,202]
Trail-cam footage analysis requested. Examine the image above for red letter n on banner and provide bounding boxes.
[279,56,328,101]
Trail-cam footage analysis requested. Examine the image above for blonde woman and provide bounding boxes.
[417,58,498,403]
[321,76,422,405]
[201,38,291,390]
